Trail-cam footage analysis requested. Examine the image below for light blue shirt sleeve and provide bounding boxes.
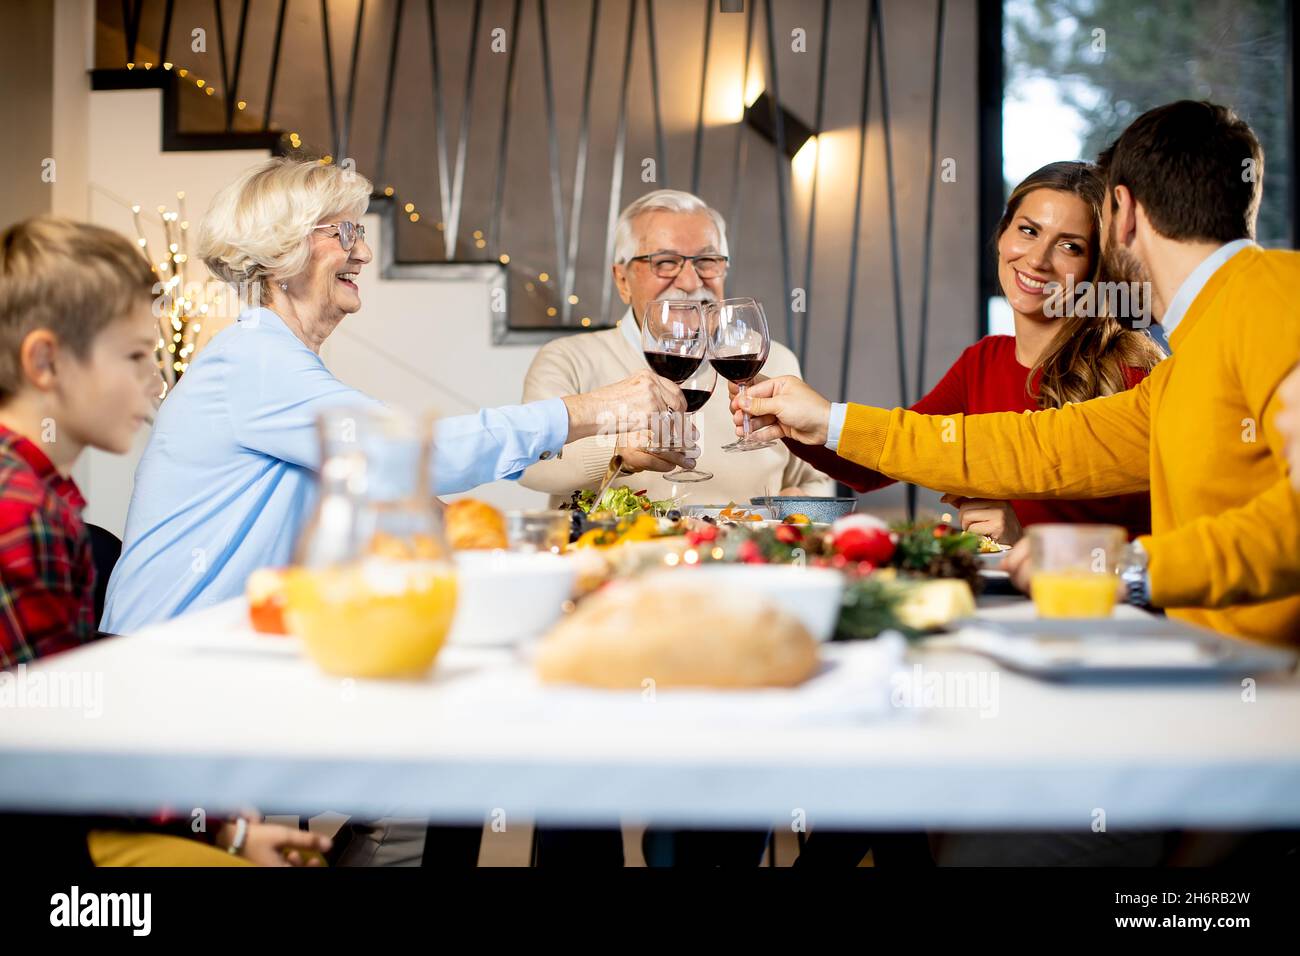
[225,322,568,492]
[825,402,849,451]
[432,398,569,493]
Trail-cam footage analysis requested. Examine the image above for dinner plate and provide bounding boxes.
[976,548,1010,568]
[954,618,1298,682]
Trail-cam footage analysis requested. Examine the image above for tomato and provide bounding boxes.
[774,524,803,545]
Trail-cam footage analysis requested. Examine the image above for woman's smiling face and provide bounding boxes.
[304,214,372,320]
[996,187,1096,321]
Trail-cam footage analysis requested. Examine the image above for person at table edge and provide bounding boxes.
[101,157,692,637]
[732,100,1300,647]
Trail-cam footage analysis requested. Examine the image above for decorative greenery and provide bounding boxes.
[833,575,918,642]
[890,520,980,572]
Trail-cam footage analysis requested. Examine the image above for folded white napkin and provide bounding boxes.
[439,633,909,727]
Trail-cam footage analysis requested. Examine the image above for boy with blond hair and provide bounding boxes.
[0,216,329,865]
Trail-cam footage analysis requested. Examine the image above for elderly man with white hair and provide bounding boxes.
[520,189,832,504]
[523,190,831,868]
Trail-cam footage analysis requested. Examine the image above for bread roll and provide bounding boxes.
[536,579,819,689]
[445,499,508,550]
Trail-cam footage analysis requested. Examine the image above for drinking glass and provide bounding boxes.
[1027,523,1126,618]
[641,299,705,453]
[704,297,775,452]
[664,359,716,483]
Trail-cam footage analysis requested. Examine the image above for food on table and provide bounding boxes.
[567,546,617,596]
[536,579,818,689]
[835,573,975,640]
[717,502,764,522]
[782,513,812,526]
[246,567,289,634]
[566,485,678,519]
[444,498,508,551]
[574,513,660,549]
[1032,570,1118,619]
[283,558,458,678]
[893,578,977,631]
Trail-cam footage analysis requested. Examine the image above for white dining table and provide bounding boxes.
[2,595,1298,831]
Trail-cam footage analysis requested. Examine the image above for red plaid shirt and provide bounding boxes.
[0,424,97,667]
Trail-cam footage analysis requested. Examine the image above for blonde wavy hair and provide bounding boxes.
[198,157,372,304]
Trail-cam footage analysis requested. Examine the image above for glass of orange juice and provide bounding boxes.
[284,408,458,678]
[1027,524,1125,619]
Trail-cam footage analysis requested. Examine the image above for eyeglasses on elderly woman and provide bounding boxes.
[313,221,367,251]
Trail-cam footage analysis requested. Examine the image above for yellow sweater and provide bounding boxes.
[839,246,1300,645]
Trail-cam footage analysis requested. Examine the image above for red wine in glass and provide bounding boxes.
[663,359,716,483]
[644,351,703,383]
[641,299,706,453]
[681,388,713,413]
[710,354,765,386]
[704,298,775,452]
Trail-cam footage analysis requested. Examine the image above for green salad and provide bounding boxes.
[571,486,678,518]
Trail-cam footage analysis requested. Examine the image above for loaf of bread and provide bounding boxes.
[444,499,508,551]
[535,579,819,689]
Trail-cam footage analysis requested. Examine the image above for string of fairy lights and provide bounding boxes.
[119,55,595,389]
[126,191,203,391]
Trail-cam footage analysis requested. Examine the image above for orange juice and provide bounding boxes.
[1031,569,1118,618]
[284,559,458,677]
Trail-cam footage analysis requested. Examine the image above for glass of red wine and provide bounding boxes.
[641,298,705,453]
[705,297,776,452]
[663,359,716,483]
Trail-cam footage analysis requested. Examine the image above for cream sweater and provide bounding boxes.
[520,312,835,508]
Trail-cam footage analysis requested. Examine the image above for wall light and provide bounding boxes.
[744,91,815,162]
[791,135,820,181]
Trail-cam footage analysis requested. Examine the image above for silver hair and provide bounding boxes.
[612,189,729,265]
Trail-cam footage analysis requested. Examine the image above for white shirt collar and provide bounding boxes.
[1160,238,1254,340]
[618,308,642,356]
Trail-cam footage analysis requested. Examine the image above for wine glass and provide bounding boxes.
[705,297,775,452]
[641,299,705,453]
[664,359,716,483]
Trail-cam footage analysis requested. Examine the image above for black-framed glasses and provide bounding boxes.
[313,221,366,251]
[626,252,729,279]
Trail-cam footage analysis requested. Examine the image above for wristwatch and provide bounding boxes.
[1118,539,1151,607]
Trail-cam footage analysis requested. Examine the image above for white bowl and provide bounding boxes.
[447,551,576,646]
[645,564,846,642]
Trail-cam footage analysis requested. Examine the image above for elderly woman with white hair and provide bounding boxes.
[101,157,684,635]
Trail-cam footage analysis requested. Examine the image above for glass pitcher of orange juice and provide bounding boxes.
[1028,524,1125,619]
[285,407,458,678]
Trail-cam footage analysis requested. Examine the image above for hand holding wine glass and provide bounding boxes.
[727,375,833,446]
[705,297,775,452]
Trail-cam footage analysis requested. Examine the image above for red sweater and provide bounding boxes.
[788,335,1153,537]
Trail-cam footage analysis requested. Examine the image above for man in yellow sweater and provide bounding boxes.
[731,100,1300,646]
